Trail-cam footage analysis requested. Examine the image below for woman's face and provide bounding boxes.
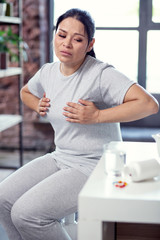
[54,17,94,69]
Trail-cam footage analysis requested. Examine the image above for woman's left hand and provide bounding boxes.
[63,99,100,124]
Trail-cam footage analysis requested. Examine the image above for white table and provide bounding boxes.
[78,141,160,240]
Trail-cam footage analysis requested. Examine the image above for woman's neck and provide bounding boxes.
[60,57,86,76]
[60,64,76,76]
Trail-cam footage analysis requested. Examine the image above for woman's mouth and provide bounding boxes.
[60,51,72,56]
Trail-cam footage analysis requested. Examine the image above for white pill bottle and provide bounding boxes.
[123,159,160,182]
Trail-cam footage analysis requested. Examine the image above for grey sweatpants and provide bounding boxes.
[0,153,88,240]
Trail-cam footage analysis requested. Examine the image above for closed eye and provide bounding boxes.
[58,34,66,38]
[75,39,82,42]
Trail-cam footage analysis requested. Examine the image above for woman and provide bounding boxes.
[0,8,159,240]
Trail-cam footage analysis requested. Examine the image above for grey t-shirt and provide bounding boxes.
[28,55,135,176]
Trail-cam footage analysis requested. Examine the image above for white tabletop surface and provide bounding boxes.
[78,141,160,240]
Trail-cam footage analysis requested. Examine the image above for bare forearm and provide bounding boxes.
[98,98,158,123]
[20,87,40,113]
[97,84,159,124]
[20,84,50,116]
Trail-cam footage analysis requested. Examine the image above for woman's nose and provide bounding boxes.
[63,37,72,48]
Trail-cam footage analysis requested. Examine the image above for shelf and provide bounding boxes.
[0,0,23,169]
[0,67,22,78]
[0,16,21,24]
[0,114,22,132]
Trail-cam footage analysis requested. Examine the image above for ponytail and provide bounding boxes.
[87,48,96,58]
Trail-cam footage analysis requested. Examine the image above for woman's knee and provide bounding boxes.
[11,201,25,230]
[11,197,51,230]
[11,197,35,231]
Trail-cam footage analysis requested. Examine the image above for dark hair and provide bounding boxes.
[55,8,96,58]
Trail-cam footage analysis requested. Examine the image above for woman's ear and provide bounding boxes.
[87,38,95,52]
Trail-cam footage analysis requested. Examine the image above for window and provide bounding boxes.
[147,31,160,93]
[51,0,160,127]
[94,30,139,81]
[152,0,160,23]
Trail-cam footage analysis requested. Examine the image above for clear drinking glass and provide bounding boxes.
[103,144,126,177]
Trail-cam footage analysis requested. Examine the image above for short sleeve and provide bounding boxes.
[100,67,135,107]
[28,68,45,99]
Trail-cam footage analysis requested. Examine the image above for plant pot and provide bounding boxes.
[0,52,9,69]
[0,3,7,16]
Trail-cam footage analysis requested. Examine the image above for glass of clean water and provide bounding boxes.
[103,144,126,177]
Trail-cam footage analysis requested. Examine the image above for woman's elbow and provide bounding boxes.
[20,87,25,102]
[20,87,23,99]
[147,97,159,115]
[20,84,29,102]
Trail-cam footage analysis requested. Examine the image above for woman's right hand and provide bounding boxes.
[38,93,50,116]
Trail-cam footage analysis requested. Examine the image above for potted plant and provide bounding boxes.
[0,27,22,69]
[0,0,7,16]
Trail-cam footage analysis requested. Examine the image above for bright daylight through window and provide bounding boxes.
[53,0,160,94]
